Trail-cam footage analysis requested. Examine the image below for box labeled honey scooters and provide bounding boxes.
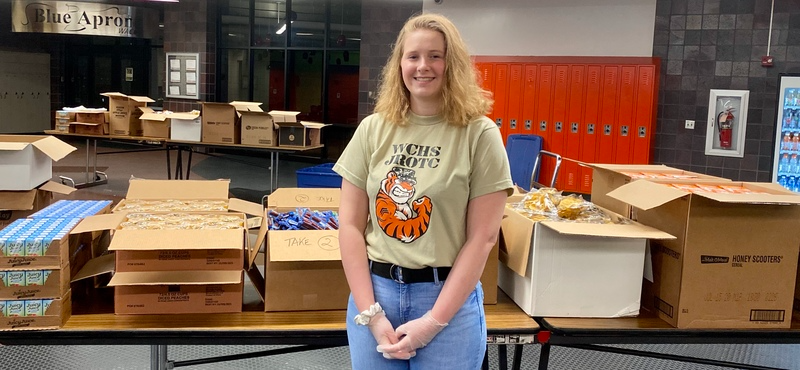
[589,164,729,217]
[609,180,800,329]
[498,191,674,318]
[264,187,347,311]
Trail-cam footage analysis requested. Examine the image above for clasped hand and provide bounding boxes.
[376,311,447,360]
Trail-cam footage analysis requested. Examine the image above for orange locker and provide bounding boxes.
[506,64,525,136]
[549,65,570,189]
[564,65,585,192]
[615,65,637,164]
[476,63,495,122]
[493,64,510,141]
[535,65,554,187]
[521,64,538,134]
[597,66,619,164]
[579,65,603,193]
[633,65,657,164]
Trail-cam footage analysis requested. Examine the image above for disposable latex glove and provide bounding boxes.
[377,311,447,355]
[368,312,415,360]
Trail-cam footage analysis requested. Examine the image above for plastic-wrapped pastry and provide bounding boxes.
[556,195,586,220]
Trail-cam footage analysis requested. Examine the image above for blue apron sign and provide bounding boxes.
[12,0,158,38]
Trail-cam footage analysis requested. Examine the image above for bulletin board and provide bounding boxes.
[165,53,200,99]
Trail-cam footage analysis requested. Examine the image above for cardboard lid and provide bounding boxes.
[540,220,674,239]
[71,213,127,234]
[0,181,74,211]
[589,163,673,171]
[230,101,264,112]
[267,188,341,209]
[168,112,201,120]
[125,179,230,200]
[101,92,154,103]
[108,270,242,286]
[108,228,244,251]
[267,110,301,117]
[71,253,115,283]
[608,180,800,210]
[38,180,76,195]
[299,121,331,129]
[32,135,77,161]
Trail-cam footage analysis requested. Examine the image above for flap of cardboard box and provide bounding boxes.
[299,121,331,129]
[71,253,115,283]
[609,180,800,210]
[70,122,103,127]
[267,110,301,122]
[230,101,264,112]
[247,216,267,269]
[268,230,340,262]
[540,219,674,240]
[125,179,230,200]
[109,228,244,251]
[499,205,535,276]
[139,108,168,122]
[108,270,243,286]
[72,213,127,233]
[267,188,341,209]
[589,163,728,181]
[101,92,155,103]
[168,112,201,120]
[229,198,265,217]
[0,181,74,211]
[0,135,76,161]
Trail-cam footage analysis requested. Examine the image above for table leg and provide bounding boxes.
[175,148,183,180]
[512,344,523,370]
[498,344,508,369]
[186,149,192,179]
[538,342,550,370]
[166,146,172,180]
[150,344,168,370]
[481,345,489,370]
[85,138,90,184]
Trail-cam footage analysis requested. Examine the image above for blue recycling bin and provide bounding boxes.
[295,163,343,188]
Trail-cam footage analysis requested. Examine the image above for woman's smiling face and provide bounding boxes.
[400,29,446,114]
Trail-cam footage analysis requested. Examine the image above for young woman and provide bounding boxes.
[333,13,513,369]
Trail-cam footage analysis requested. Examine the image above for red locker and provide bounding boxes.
[549,65,570,189]
[494,64,510,141]
[579,65,602,193]
[615,65,637,164]
[521,64,538,134]
[506,64,524,136]
[597,66,619,164]
[535,65,554,187]
[476,63,495,122]
[564,65,585,192]
[633,65,657,164]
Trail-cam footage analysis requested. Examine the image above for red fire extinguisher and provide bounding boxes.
[717,101,735,149]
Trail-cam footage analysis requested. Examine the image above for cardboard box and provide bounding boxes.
[498,202,673,318]
[265,187,348,311]
[74,112,106,124]
[0,266,70,300]
[0,289,71,331]
[268,110,300,123]
[608,180,800,329]
[277,121,329,147]
[0,181,75,229]
[69,122,106,135]
[110,270,244,315]
[202,102,239,144]
[54,111,76,120]
[590,164,729,217]
[0,136,76,191]
[240,112,276,147]
[170,113,202,142]
[140,108,202,139]
[111,179,264,217]
[101,92,154,136]
[481,238,499,305]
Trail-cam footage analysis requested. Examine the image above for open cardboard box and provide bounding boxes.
[609,180,800,329]
[0,181,76,229]
[111,179,264,216]
[0,266,70,300]
[0,290,71,331]
[0,135,76,191]
[589,164,729,217]
[139,108,201,139]
[498,200,674,318]
[265,187,348,311]
[101,92,154,136]
[277,121,330,147]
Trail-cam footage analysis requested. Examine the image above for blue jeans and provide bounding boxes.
[346,273,486,370]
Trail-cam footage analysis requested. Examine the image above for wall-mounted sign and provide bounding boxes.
[166,53,200,100]
[11,0,159,39]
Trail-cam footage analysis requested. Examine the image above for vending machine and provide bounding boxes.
[772,73,800,192]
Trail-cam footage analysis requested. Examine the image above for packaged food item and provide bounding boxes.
[24,300,43,316]
[6,271,25,286]
[6,300,24,316]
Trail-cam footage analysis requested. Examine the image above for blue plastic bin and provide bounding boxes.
[296,163,343,188]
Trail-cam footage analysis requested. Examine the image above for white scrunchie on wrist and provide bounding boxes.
[353,302,384,326]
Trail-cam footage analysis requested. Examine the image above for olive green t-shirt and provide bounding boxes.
[333,112,513,269]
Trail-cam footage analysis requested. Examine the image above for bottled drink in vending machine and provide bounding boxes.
[788,89,797,107]
[780,153,790,173]
[792,154,800,173]
[779,174,788,188]
[788,176,796,192]
[794,109,800,128]
[793,133,800,152]
[786,110,795,131]
[783,133,792,150]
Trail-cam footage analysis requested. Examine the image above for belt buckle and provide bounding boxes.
[389,264,405,283]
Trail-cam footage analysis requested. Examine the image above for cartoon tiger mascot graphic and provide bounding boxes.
[376,167,432,243]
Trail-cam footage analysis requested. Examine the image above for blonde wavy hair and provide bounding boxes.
[373,13,493,126]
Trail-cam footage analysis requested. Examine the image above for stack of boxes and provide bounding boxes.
[54,109,108,135]
[0,200,112,331]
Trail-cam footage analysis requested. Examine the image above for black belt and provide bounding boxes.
[370,260,451,284]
